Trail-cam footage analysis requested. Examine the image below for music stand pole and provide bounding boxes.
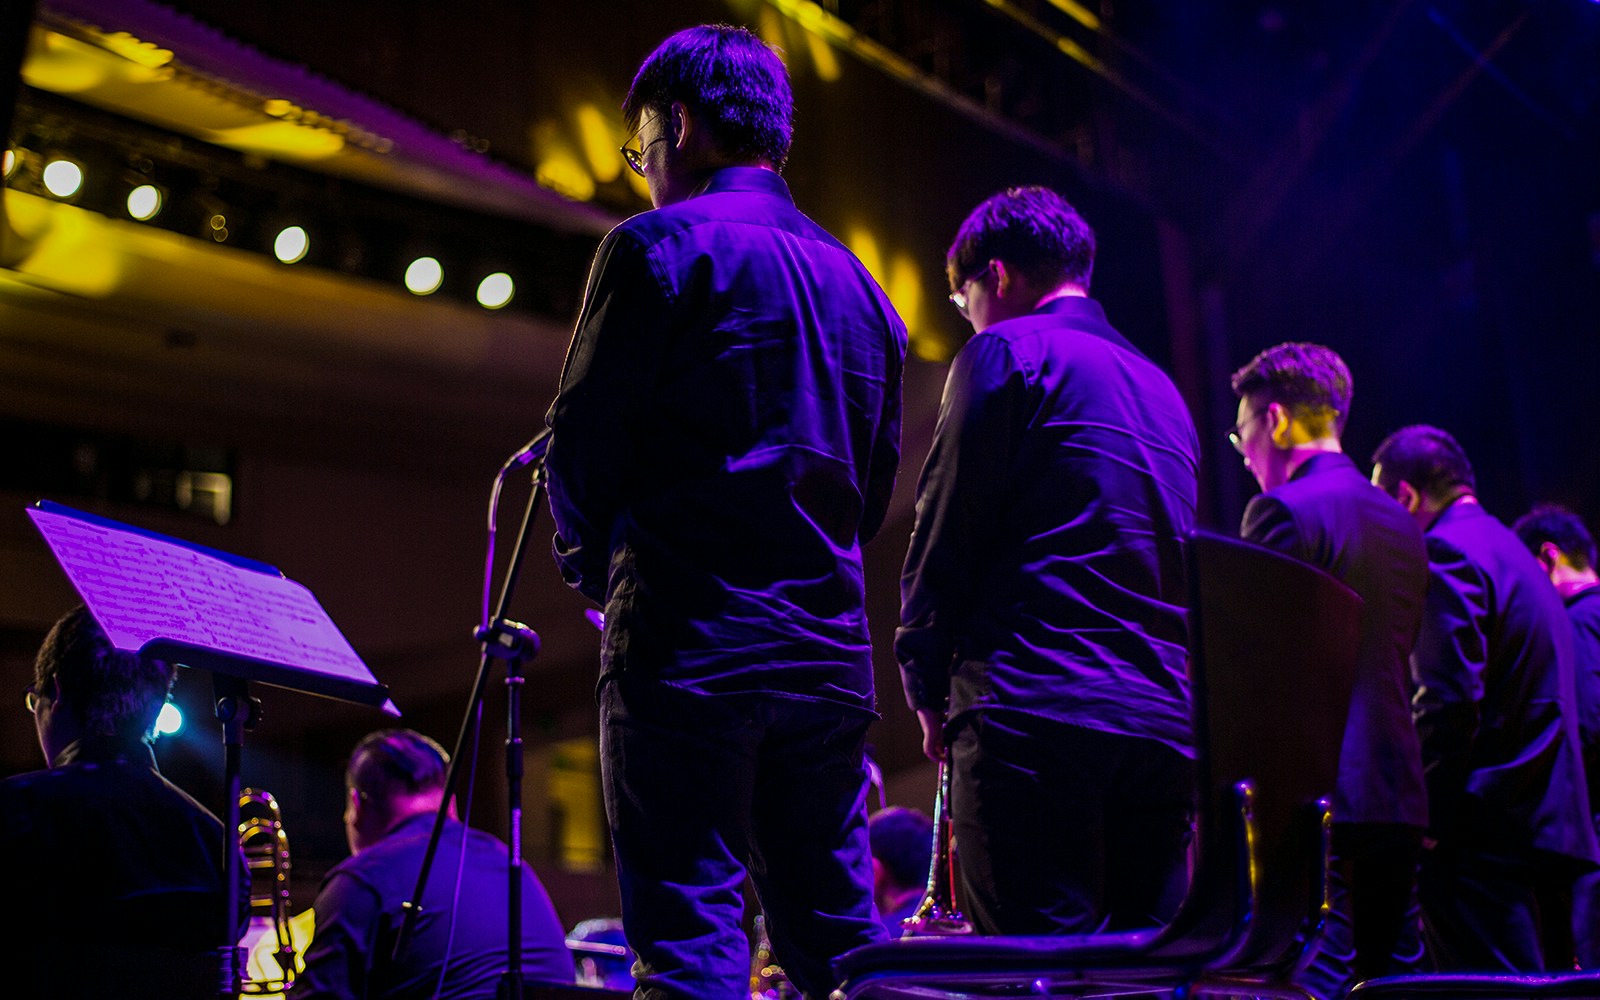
[214,673,259,998]
[393,458,548,1000]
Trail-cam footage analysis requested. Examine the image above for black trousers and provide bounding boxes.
[1419,843,1554,973]
[949,711,1194,936]
[1297,823,1425,1000]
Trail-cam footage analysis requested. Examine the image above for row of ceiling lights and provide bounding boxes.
[3,146,520,310]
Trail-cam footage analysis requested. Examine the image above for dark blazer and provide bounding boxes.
[1413,498,1599,867]
[896,296,1200,754]
[1241,450,1430,827]
[546,167,906,712]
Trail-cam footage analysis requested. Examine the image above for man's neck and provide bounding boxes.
[1279,438,1342,484]
[1553,567,1600,600]
[1033,283,1088,310]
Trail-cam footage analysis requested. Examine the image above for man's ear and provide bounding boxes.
[1395,480,1423,515]
[1267,402,1293,447]
[668,101,691,150]
[1537,541,1564,574]
[991,259,1013,298]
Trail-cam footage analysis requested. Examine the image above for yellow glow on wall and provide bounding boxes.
[757,7,790,59]
[574,104,622,184]
[100,31,175,69]
[209,122,346,161]
[23,31,112,92]
[549,737,606,873]
[846,227,885,287]
[804,27,841,83]
[3,191,126,296]
[536,152,597,203]
[887,253,924,334]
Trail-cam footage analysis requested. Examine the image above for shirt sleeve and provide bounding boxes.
[544,229,674,603]
[859,324,906,546]
[293,873,384,1000]
[1410,535,1490,838]
[895,333,1029,713]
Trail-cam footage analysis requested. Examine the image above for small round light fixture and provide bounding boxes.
[155,701,184,738]
[2,149,16,179]
[405,256,443,295]
[41,158,84,198]
[476,272,515,309]
[274,225,309,264]
[127,183,163,221]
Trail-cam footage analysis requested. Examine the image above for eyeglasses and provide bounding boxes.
[948,264,992,320]
[620,117,667,178]
[1228,409,1269,453]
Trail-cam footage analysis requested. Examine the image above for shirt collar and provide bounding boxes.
[693,166,794,203]
[54,734,159,770]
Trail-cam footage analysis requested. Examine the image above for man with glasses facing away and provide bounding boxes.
[898,186,1199,937]
[544,23,905,1000]
[0,605,249,999]
[1227,343,1430,998]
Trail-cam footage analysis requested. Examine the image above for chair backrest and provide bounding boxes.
[1185,529,1362,973]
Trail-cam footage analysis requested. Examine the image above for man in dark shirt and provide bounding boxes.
[295,729,573,999]
[1512,503,1600,968]
[897,186,1200,935]
[868,806,934,937]
[544,24,904,1000]
[1372,426,1599,971]
[0,605,249,999]
[1228,343,1429,998]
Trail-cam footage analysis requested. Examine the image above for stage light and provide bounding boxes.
[2,149,15,179]
[405,256,443,295]
[126,183,162,220]
[155,700,184,737]
[208,213,229,242]
[476,272,514,309]
[274,225,309,264]
[41,157,83,198]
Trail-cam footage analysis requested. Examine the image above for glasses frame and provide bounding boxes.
[620,116,667,178]
[949,263,993,320]
[1228,408,1270,454]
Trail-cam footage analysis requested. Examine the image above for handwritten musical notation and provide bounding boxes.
[27,507,376,685]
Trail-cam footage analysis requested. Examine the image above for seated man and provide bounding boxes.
[295,728,574,999]
[869,806,934,936]
[0,605,249,998]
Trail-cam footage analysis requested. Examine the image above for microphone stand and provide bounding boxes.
[393,433,552,1000]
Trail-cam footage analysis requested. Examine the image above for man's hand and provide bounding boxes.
[916,707,946,763]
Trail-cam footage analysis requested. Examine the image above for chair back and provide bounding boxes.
[1186,529,1362,974]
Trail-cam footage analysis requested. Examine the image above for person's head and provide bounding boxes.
[946,186,1096,334]
[620,24,792,207]
[28,605,175,766]
[868,806,933,903]
[1370,424,1476,530]
[1512,503,1599,593]
[1228,342,1351,492]
[343,728,452,855]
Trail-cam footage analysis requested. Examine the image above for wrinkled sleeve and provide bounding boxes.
[895,334,1028,713]
[1240,492,1305,560]
[860,322,906,545]
[544,229,672,603]
[293,873,382,1000]
[1410,536,1490,838]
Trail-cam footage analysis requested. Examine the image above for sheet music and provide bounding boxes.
[28,506,378,686]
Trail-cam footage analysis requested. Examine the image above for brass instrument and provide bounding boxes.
[238,787,297,995]
[901,758,973,936]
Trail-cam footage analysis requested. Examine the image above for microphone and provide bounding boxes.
[505,427,554,468]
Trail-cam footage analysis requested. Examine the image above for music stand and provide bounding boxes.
[27,500,395,999]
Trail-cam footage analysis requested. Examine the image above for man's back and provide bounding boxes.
[1416,500,1596,864]
[899,295,1199,750]
[548,166,905,709]
[296,815,572,999]
[1241,450,1429,826]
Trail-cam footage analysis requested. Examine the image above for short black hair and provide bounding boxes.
[35,605,174,742]
[868,806,933,891]
[1230,342,1352,437]
[347,729,450,806]
[1512,503,1597,572]
[622,24,793,170]
[946,186,1096,291]
[1370,424,1476,503]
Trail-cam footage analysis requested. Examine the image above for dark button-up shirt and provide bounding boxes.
[1413,498,1599,866]
[546,167,906,713]
[896,296,1200,754]
[295,814,573,999]
[1565,585,1600,818]
[0,734,250,987]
